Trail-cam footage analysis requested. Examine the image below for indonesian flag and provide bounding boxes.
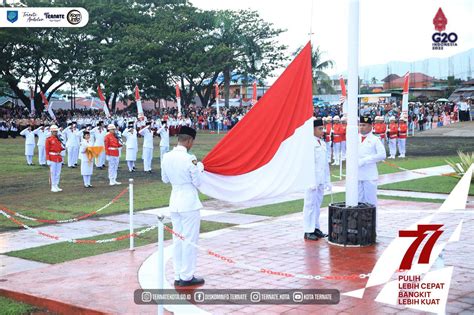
[401,72,410,117]
[175,84,182,115]
[251,81,257,105]
[97,85,111,118]
[339,76,347,114]
[40,91,55,120]
[214,83,220,117]
[29,87,35,115]
[135,85,144,120]
[199,42,315,202]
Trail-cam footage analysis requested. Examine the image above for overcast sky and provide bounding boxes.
[192,0,474,78]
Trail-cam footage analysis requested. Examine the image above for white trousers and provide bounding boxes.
[142,147,153,171]
[358,180,378,207]
[333,142,341,163]
[388,138,397,157]
[107,156,119,182]
[303,185,324,233]
[38,145,46,165]
[82,175,91,186]
[326,141,332,162]
[170,210,201,281]
[397,138,406,156]
[127,160,135,172]
[49,161,62,187]
[26,155,33,165]
[160,146,169,164]
[67,146,79,167]
[95,151,106,167]
[341,141,346,160]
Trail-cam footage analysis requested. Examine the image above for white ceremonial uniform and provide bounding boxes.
[64,127,81,167]
[116,130,123,158]
[34,127,49,165]
[157,126,170,164]
[79,139,94,186]
[161,145,203,282]
[139,127,154,171]
[303,137,330,233]
[123,128,138,171]
[58,131,66,161]
[92,127,107,167]
[19,128,35,165]
[358,132,386,206]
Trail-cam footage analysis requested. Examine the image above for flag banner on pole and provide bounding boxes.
[135,85,144,120]
[97,85,111,118]
[252,81,257,105]
[214,83,220,117]
[199,42,315,202]
[175,84,182,115]
[401,72,410,117]
[339,76,347,114]
[29,87,35,115]
[40,91,55,120]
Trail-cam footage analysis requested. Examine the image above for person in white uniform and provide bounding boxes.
[33,124,49,166]
[64,122,81,168]
[157,120,170,164]
[161,126,205,287]
[139,121,155,173]
[19,125,36,165]
[303,118,331,241]
[122,121,138,172]
[91,121,107,169]
[358,116,386,206]
[79,131,94,188]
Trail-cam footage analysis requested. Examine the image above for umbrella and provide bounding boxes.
[436,98,449,102]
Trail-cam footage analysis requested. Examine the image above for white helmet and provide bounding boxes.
[389,116,396,121]
[50,125,59,132]
[107,124,116,130]
[333,115,340,121]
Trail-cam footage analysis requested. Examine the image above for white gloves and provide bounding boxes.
[197,162,204,172]
[46,160,51,166]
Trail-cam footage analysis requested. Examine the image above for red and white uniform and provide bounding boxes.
[373,122,387,143]
[397,123,408,157]
[104,132,122,185]
[332,123,343,164]
[324,123,332,162]
[45,135,65,190]
[388,122,398,158]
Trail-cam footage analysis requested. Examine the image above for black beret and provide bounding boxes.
[360,116,373,124]
[161,120,167,125]
[146,121,152,126]
[179,126,197,139]
[313,118,323,127]
[83,131,90,136]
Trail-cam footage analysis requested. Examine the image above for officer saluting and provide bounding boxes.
[45,125,65,192]
[303,118,331,241]
[358,116,386,206]
[161,126,205,287]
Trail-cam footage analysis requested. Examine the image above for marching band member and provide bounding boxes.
[45,125,65,192]
[104,124,122,185]
[398,116,408,158]
[79,131,94,188]
[123,121,138,172]
[19,125,36,166]
[91,121,107,169]
[358,116,386,206]
[331,116,342,166]
[303,118,330,241]
[387,116,398,159]
[139,121,155,173]
[157,120,170,164]
[161,126,205,287]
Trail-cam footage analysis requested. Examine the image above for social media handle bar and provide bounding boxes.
[135,289,340,305]
[1,7,89,28]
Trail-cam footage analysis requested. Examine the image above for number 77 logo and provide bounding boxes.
[398,224,444,270]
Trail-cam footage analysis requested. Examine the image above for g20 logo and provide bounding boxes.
[432,32,458,43]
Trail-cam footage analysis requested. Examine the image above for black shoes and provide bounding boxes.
[304,233,319,241]
[175,276,205,287]
[314,228,328,238]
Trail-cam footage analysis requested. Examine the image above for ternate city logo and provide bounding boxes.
[398,224,444,270]
[432,8,458,50]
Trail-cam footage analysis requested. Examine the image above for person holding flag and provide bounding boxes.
[91,121,107,168]
[122,121,138,172]
[45,125,65,192]
[79,131,95,188]
[104,124,122,185]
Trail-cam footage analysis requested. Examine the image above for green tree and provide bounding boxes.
[310,46,335,95]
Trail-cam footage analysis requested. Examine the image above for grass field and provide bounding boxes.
[379,175,474,196]
[0,296,40,315]
[0,134,467,231]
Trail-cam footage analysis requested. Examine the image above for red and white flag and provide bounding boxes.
[199,42,315,202]
[402,72,410,117]
[175,84,182,115]
[40,91,56,120]
[135,85,144,120]
[97,85,111,118]
[251,81,257,105]
[339,76,347,113]
[29,87,35,115]
[214,83,220,117]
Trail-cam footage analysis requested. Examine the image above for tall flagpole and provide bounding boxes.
[346,0,359,207]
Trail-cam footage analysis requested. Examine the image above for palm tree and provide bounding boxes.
[371,77,377,84]
[310,46,335,95]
